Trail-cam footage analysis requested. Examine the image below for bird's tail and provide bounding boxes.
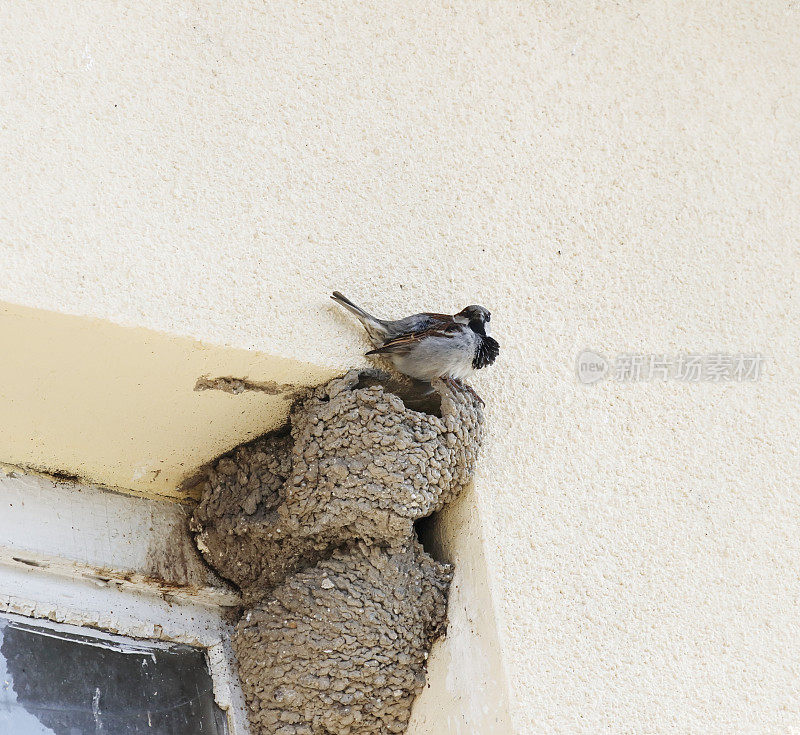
[331,291,388,345]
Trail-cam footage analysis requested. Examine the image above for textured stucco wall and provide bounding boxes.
[1,1,799,732]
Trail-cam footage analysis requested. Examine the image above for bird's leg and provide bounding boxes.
[439,376,459,396]
[453,378,485,407]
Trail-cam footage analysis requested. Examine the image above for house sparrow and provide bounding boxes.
[331,291,499,404]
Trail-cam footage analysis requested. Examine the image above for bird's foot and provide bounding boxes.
[456,379,485,407]
[439,376,458,395]
[440,377,485,407]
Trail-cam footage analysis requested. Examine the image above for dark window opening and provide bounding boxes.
[0,616,227,735]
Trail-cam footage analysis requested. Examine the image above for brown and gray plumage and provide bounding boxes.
[331,291,499,404]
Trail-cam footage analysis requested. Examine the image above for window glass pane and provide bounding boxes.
[0,616,227,735]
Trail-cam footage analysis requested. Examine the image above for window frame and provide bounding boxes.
[0,468,249,735]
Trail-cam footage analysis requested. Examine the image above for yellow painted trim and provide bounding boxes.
[0,301,337,498]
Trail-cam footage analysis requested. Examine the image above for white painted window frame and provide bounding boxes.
[0,468,249,735]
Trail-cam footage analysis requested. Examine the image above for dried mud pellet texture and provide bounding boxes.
[235,543,452,735]
[191,369,483,597]
[190,369,484,735]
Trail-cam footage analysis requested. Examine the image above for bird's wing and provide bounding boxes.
[419,312,455,322]
[365,322,461,355]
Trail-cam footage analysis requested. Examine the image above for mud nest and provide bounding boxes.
[191,369,484,735]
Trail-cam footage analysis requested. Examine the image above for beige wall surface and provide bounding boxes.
[2,1,799,732]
